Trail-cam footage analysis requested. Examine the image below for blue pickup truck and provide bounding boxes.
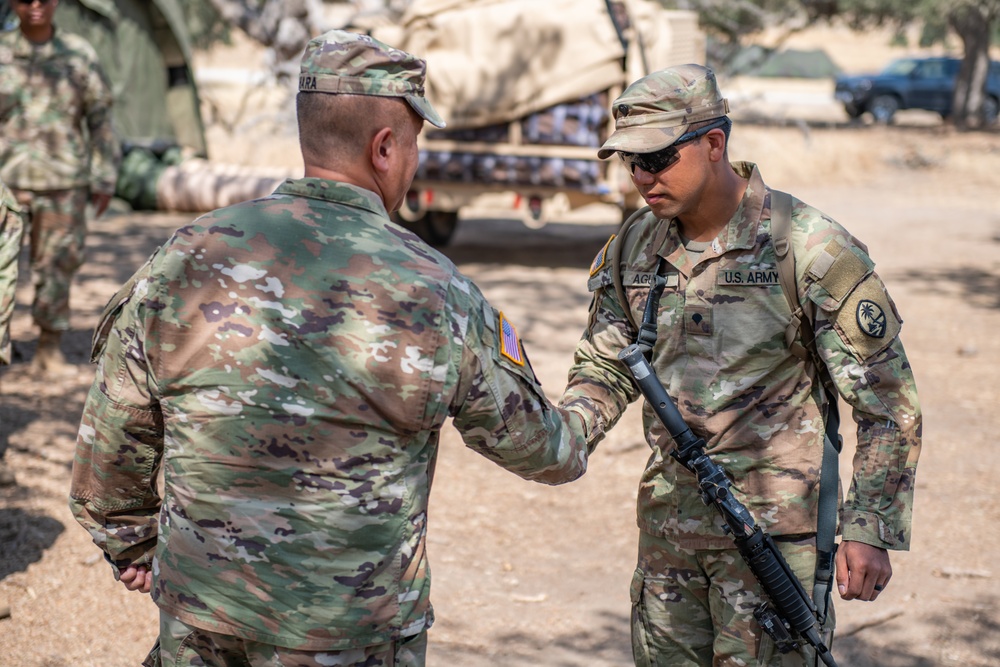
[834,56,1000,125]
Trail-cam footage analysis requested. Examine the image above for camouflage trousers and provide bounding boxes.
[631,531,835,667]
[11,188,88,332]
[147,611,428,667]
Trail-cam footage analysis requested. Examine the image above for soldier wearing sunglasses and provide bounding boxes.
[558,65,921,666]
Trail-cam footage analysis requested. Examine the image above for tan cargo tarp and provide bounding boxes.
[624,3,705,85]
[371,0,627,129]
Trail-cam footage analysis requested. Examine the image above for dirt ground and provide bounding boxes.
[3,26,1000,667]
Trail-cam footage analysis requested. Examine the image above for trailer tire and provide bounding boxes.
[396,210,460,247]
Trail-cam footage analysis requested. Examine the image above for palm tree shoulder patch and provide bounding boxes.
[839,276,902,360]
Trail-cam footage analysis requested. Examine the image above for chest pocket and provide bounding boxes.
[711,253,792,364]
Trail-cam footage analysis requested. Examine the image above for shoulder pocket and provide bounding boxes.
[805,239,874,311]
[805,240,900,360]
[91,259,154,362]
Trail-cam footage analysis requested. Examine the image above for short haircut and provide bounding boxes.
[296,92,416,167]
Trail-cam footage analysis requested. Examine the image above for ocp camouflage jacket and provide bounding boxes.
[69,178,590,650]
[562,162,921,551]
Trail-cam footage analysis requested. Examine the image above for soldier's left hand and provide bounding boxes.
[836,540,891,602]
[91,192,112,218]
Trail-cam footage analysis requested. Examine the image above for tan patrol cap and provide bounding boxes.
[298,29,446,128]
[598,64,729,159]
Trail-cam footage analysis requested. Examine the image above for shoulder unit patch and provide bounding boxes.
[836,274,901,360]
[856,299,887,338]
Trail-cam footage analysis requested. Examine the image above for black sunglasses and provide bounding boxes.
[16,0,52,4]
[619,117,730,175]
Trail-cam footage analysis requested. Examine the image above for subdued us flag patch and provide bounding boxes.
[498,311,524,365]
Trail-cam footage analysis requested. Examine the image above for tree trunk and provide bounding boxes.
[949,3,994,129]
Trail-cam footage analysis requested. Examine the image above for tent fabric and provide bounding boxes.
[731,46,843,79]
[23,0,207,156]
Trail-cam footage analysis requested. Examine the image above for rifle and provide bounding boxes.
[618,343,837,667]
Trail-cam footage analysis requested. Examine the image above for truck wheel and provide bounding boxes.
[982,96,999,126]
[868,95,899,125]
[398,211,460,247]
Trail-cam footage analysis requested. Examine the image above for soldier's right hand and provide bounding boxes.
[119,564,152,594]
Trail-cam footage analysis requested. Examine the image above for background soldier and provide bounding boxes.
[0,178,24,489]
[0,0,120,376]
[559,65,921,665]
[69,30,590,667]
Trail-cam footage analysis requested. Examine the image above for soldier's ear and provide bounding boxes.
[706,128,727,161]
[369,126,394,176]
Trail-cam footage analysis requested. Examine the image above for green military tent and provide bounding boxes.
[1,0,209,207]
[2,0,207,156]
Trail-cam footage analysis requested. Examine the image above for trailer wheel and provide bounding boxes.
[397,211,460,247]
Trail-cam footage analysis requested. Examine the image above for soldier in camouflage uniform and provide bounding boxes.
[69,30,590,667]
[0,0,120,376]
[559,65,921,666]
[0,179,24,488]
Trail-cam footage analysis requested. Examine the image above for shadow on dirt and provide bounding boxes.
[432,609,633,666]
[835,593,1000,667]
[0,506,65,580]
[444,218,617,270]
[85,212,182,287]
[520,608,633,666]
[433,596,1000,667]
[893,266,1000,310]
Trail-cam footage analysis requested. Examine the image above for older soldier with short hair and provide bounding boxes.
[0,0,120,376]
[560,65,921,666]
[69,30,591,667]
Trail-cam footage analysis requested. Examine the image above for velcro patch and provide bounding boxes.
[718,269,780,286]
[836,275,901,360]
[811,240,872,304]
[590,235,614,276]
[686,305,713,336]
[498,311,525,366]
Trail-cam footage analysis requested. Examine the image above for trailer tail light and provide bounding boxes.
[528,195,543,221]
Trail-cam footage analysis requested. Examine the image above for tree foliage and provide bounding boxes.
[667,0,999,127]
[832,0,1000,128]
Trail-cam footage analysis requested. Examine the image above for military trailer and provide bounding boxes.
[361,0,707,244]
[1,0,704,242]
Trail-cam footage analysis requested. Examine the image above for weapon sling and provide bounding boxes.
[618,262,837,667]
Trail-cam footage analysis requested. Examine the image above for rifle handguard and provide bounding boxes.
[617,344,838,667]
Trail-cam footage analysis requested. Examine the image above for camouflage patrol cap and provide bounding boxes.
[299,29,446,128]
[598,64,729,159]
